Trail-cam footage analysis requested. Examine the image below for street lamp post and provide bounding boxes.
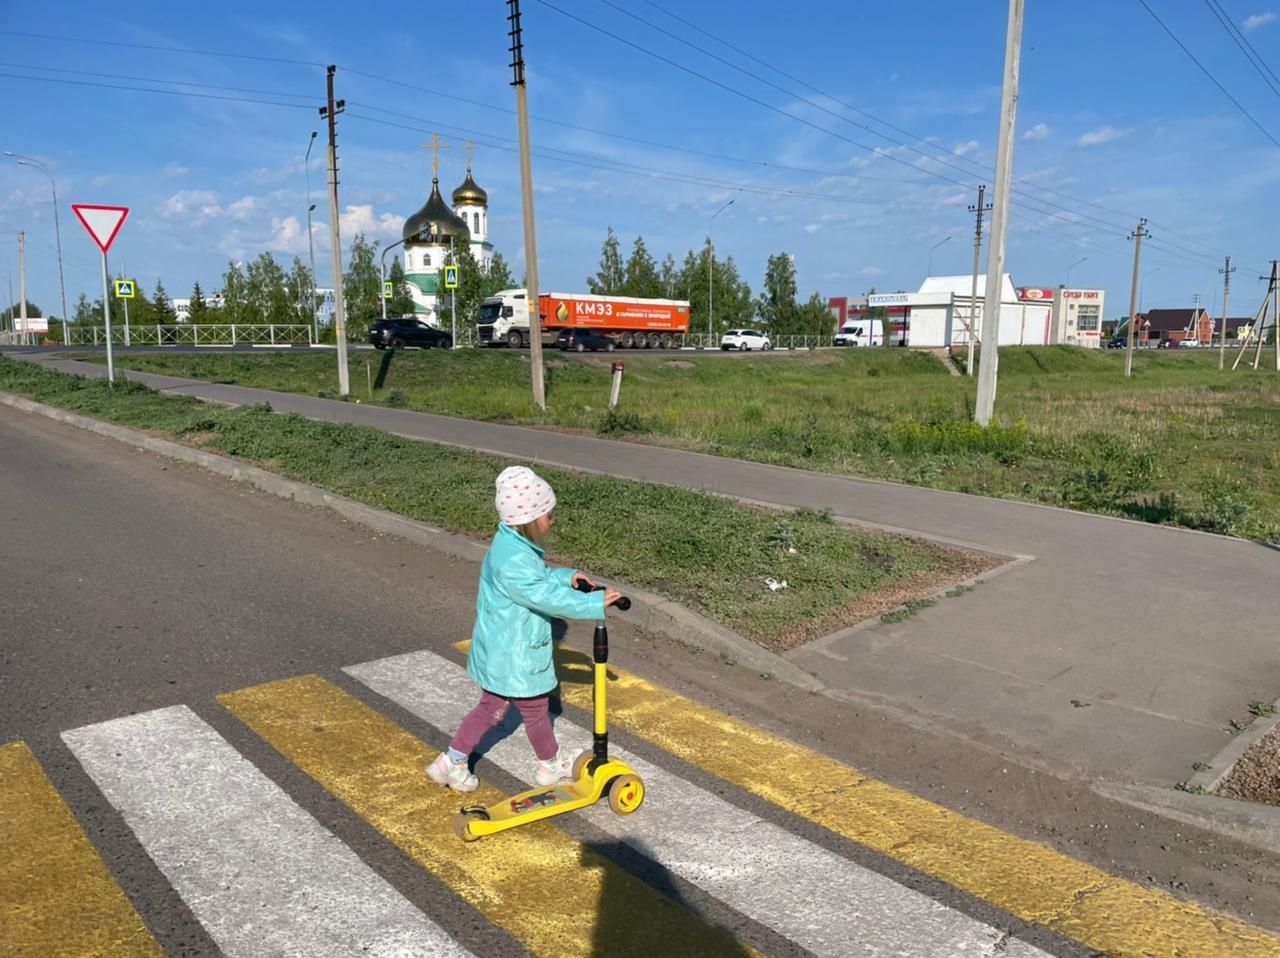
[6,152,68,342]
[928,235,952,277]
[379,237,407,322]
[707,198,734,346]
[304,131,319,341]
[1066,256,1087,288]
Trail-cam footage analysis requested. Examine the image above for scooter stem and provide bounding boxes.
[592,620,609,768]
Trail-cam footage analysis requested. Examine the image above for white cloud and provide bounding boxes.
[227,196,258,221]
[160,190,222,222]
[953,140,980,157]
[163,164,190,178]
[860,266,884,277]
[1077,125,1130,147]
[338,204,406,238]
[1244,10,1277,31]
[804,223,823,235]
[1023,123,1051,142]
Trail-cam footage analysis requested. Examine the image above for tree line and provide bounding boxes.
[585,227,832,337]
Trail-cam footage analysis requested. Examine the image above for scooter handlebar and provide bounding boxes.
[574,579,631,612]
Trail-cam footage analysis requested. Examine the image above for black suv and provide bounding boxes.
[369,318,453,350]
[555,329,616,352]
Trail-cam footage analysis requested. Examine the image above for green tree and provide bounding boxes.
[437,245,517,334]
[112,273,153,328]
[658,253,679,299]
[343,233,382,337]
[623,236,663,298]
[1,299,42,329]
[587,227,625,295]
[285,256,315,325]
[72,292,95,326]
[757,251,799,335]
[152,279,177,325]
[797,291,832,336]
[188,281,210,323]
[678,242,753,338]
[219,261,250,325]
[387,258,415,317]
[245,252,291,325]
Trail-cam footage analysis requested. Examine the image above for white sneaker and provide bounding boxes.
[426,752,478,792]
[535,748,584,786]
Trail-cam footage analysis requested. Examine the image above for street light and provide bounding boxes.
[6,152,68,342]
[379,237,407,322]
[708,197,735,345]
[1139,266,1160,314]
[304,131,319,341]
[1066,256,1087,288]
[927,235,952,277]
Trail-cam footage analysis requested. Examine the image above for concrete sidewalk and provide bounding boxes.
[23,354,1279,786]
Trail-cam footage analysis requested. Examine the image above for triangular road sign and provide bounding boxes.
[71,204,130,253]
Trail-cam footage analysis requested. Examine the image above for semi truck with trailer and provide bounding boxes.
[476,290,691,349]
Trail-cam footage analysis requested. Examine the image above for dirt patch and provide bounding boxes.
[184,431,219,446]
[1216,724,1280,807]
[664,361,696,369]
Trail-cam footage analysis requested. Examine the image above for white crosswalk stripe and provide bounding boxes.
[62,705,474,958]
[347,650,1051,958]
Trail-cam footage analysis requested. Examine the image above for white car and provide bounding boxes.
[720,329,772,351]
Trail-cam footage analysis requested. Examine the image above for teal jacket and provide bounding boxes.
[467,524,606,698]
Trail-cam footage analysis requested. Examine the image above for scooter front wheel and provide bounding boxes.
[454,806,490,842]
[607,774,645,815]
[572,751,594,780]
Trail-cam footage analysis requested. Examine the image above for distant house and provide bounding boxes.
[1135,308,1212,344]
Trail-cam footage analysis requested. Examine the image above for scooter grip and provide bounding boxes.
[574,579,630,611]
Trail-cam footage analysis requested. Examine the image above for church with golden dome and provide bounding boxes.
[401,140,495,321]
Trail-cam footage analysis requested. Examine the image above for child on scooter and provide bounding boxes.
[427,465,624,793]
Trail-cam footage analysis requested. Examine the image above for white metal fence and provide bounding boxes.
[64,324,314,347]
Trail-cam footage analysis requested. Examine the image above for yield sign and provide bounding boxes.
[71,204,130,253]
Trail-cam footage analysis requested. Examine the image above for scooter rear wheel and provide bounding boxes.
[453,806,490,842]
[572,751,594,780]
[607,774,645,815]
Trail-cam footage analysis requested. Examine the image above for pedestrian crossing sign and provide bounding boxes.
[382,281,394,300]
[114,279,136,299]
[444,265,458,289]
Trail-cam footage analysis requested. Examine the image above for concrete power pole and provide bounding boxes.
[18,231,27,342]
[320,65,350,397]
[1218,256,1234,369]
[508,0,546,409]
[965,184,991,376]
[1123,220,1150,378]
[974,0,1024,427]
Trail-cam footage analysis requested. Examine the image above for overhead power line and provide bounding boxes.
[1136,0,1280,149]
[0,29,324,67]
[0,71,315,110]
[1202,0,1280,101]
[0,61,314,101]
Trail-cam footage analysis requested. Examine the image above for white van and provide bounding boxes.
[834,319,882,347]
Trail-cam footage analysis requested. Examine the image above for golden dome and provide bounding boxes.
[403,178,471,244]
[451,167,488,208]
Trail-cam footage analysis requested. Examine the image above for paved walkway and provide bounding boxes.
[25,354,1280,785]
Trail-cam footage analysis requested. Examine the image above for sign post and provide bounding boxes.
[71,205,129,383]
[444,260,459,350]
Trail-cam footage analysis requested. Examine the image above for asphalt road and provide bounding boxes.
[3,409,1279,957]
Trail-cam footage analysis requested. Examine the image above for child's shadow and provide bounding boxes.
[472,619,617,759]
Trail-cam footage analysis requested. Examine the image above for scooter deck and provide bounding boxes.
[460,760,633,837]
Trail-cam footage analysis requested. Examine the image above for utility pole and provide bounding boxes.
[305,130,319,343]
[319,65,350,396]
[508,0,545,409]
[1123,219,1150,378]
[18,231,27,343]
[974,0,1024,427]
[965,184,991,376]
[1218,256,1235,369]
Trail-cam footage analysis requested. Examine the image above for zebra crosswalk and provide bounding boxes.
[3,646,1279,958]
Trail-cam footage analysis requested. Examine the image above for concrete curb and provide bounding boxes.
[1185,695,1280,793]
[1093,781,1280,858]
[0,390,821,693]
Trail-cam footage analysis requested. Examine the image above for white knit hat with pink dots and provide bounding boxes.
[494,465,557,526]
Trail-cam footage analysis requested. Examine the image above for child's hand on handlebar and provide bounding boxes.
[571,572,597,590]
[604,589,625,607]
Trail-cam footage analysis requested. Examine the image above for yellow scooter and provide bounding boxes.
[453,586,644,841]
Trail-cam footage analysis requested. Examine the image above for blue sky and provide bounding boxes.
[3,0,1280,320]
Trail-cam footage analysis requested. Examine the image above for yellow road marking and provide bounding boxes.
[462,641,1280,958]
[220,675,760,958]
[0,741,163,957]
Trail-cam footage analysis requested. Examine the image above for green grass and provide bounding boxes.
[95,344,1280,540]
[0,355,982,649]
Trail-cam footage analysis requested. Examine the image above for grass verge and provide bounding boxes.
[0,355,993,649]
[97,346,1280,540]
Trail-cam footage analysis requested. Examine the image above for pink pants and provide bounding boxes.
[449,690,558,762]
